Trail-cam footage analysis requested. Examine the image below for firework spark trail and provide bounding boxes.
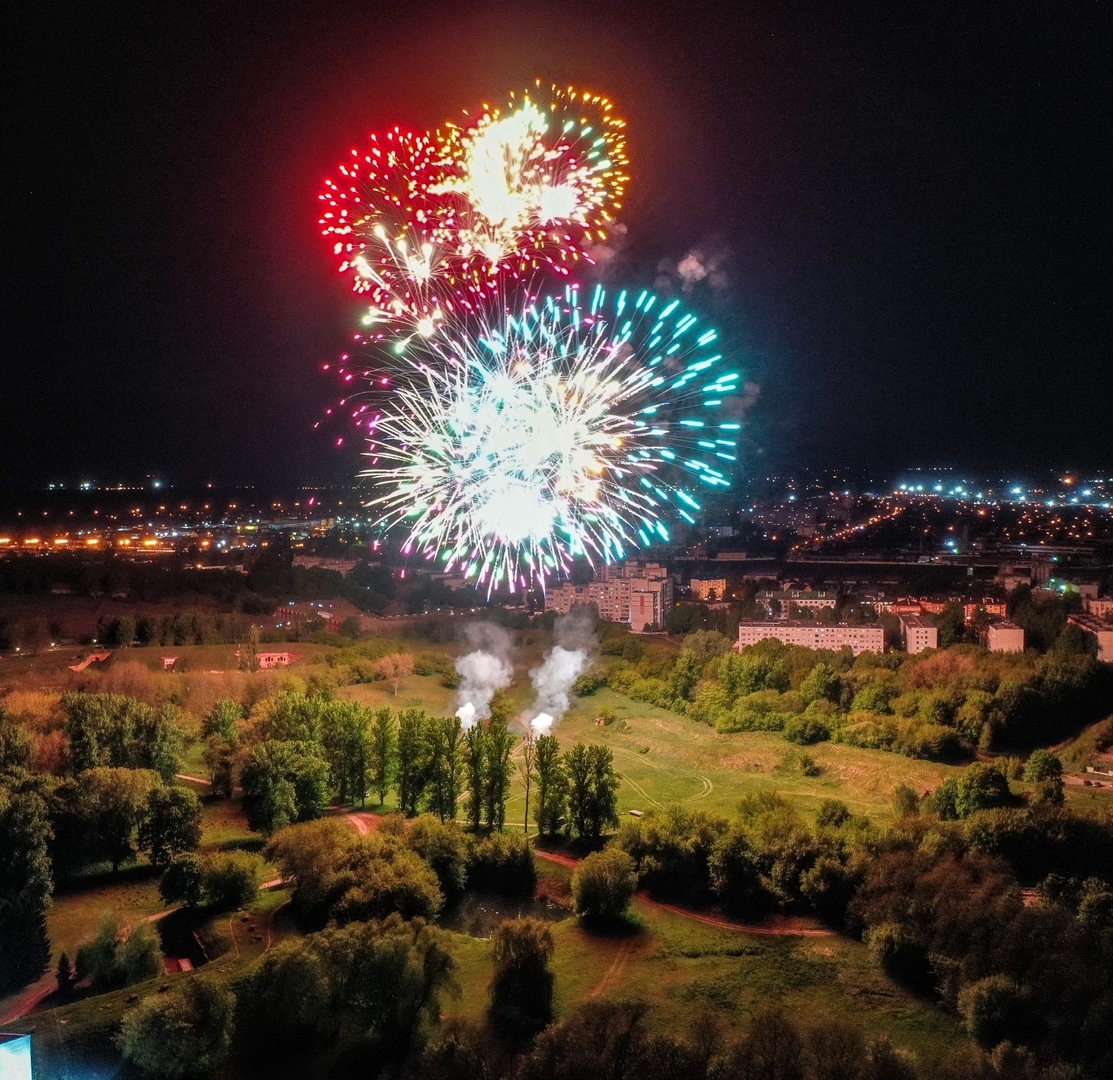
[361,284,740,590]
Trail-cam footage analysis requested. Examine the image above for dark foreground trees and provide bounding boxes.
[489,918,555,1036]
[120,978,235,1079]
[0,779,53,993]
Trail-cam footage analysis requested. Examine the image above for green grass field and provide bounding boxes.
[442,859,967,1064]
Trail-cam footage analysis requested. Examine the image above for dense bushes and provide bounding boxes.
[604,633,1113,764]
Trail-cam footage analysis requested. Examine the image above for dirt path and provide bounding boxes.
[638,896,833,937]
[0,979,54,1027]
[533,849,833,937]
[341,811,380,835]
[589,939,634,997]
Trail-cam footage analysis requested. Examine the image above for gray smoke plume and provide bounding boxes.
[527,609,597,729]
[454,623,513,728]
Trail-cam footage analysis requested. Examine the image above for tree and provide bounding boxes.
[489,917,555,1035]
[463,723,486,832]
[801,659,841,703]
[397,707,432,816]
[427,715,464,822]
[308,915,456,1056]
[160,852,204,907]
[571,848,638,923]
[202,850,264,910]
[933,603,967,648]
[728,1007,804,1080]
[237,940,329,1050]
[63,693,181,778]
[534,733,567,837]
[484,718,513,831]
[376,651,415,695]
[55,951,75,996]
[408,814,469,897]
[321,701,372,804]
[564,743,620,842]
[520,733,537,834]
[0,784,53,994]
[241,740,330,834]
[139,785,202,868]
[120,977,236,1078]
[77,916,162,990]
[80,766,159,872]
[669,649,703,702]
[708,823,765,917]
[368,706,396,806]
[201,700,242,798]
[0,706,33,771]
[267,821,443,926]
[955,762,1011,818]
[958,974,1028,1049]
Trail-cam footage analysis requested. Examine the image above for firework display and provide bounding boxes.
[363,285,738,588]
[319,83,627,334]
[319,84,740,586]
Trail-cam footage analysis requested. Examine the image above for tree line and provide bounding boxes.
[597,627,1112,761]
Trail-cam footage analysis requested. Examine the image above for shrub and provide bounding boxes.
[816,800,851,829]
[467,831,536,895]
[77,916,162,990]
[203,850,264,910]
[959,974,1029,1049]
[408,814,469,897]
[160,852,204,907]
[1023,749,1063,783]
[896,721,964,761]
[783,715,830,745]
[571,848,638,923]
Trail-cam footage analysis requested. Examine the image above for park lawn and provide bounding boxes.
[24,885,298,1080]
[499,688,962,824]
[125,641,341,671]
[198,794,265,853]
[442,898,968,1065]
[337,673,459,714]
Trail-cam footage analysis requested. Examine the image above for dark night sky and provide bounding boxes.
[2,1,1110,488]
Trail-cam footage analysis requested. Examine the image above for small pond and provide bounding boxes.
[441,891,570,939]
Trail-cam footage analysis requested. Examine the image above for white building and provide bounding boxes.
[1085,597,1113,619]
[900,614,939,654]
[986,620,1025,653]
[1067,614,1113,662]
[690,577,728,601]
[547,561,673,632]
[736,621,884,656]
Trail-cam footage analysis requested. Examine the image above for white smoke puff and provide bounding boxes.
[529,646,588,721]
[554,606,598,652]
[454,622,514,721]
[676,248,728,293]
[531,712,554,735]
[677,252,710,289]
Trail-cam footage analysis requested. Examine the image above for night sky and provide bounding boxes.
[2,1,1109,488]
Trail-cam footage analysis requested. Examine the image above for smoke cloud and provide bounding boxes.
[526,609,597,730]
[454,623,513,728]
